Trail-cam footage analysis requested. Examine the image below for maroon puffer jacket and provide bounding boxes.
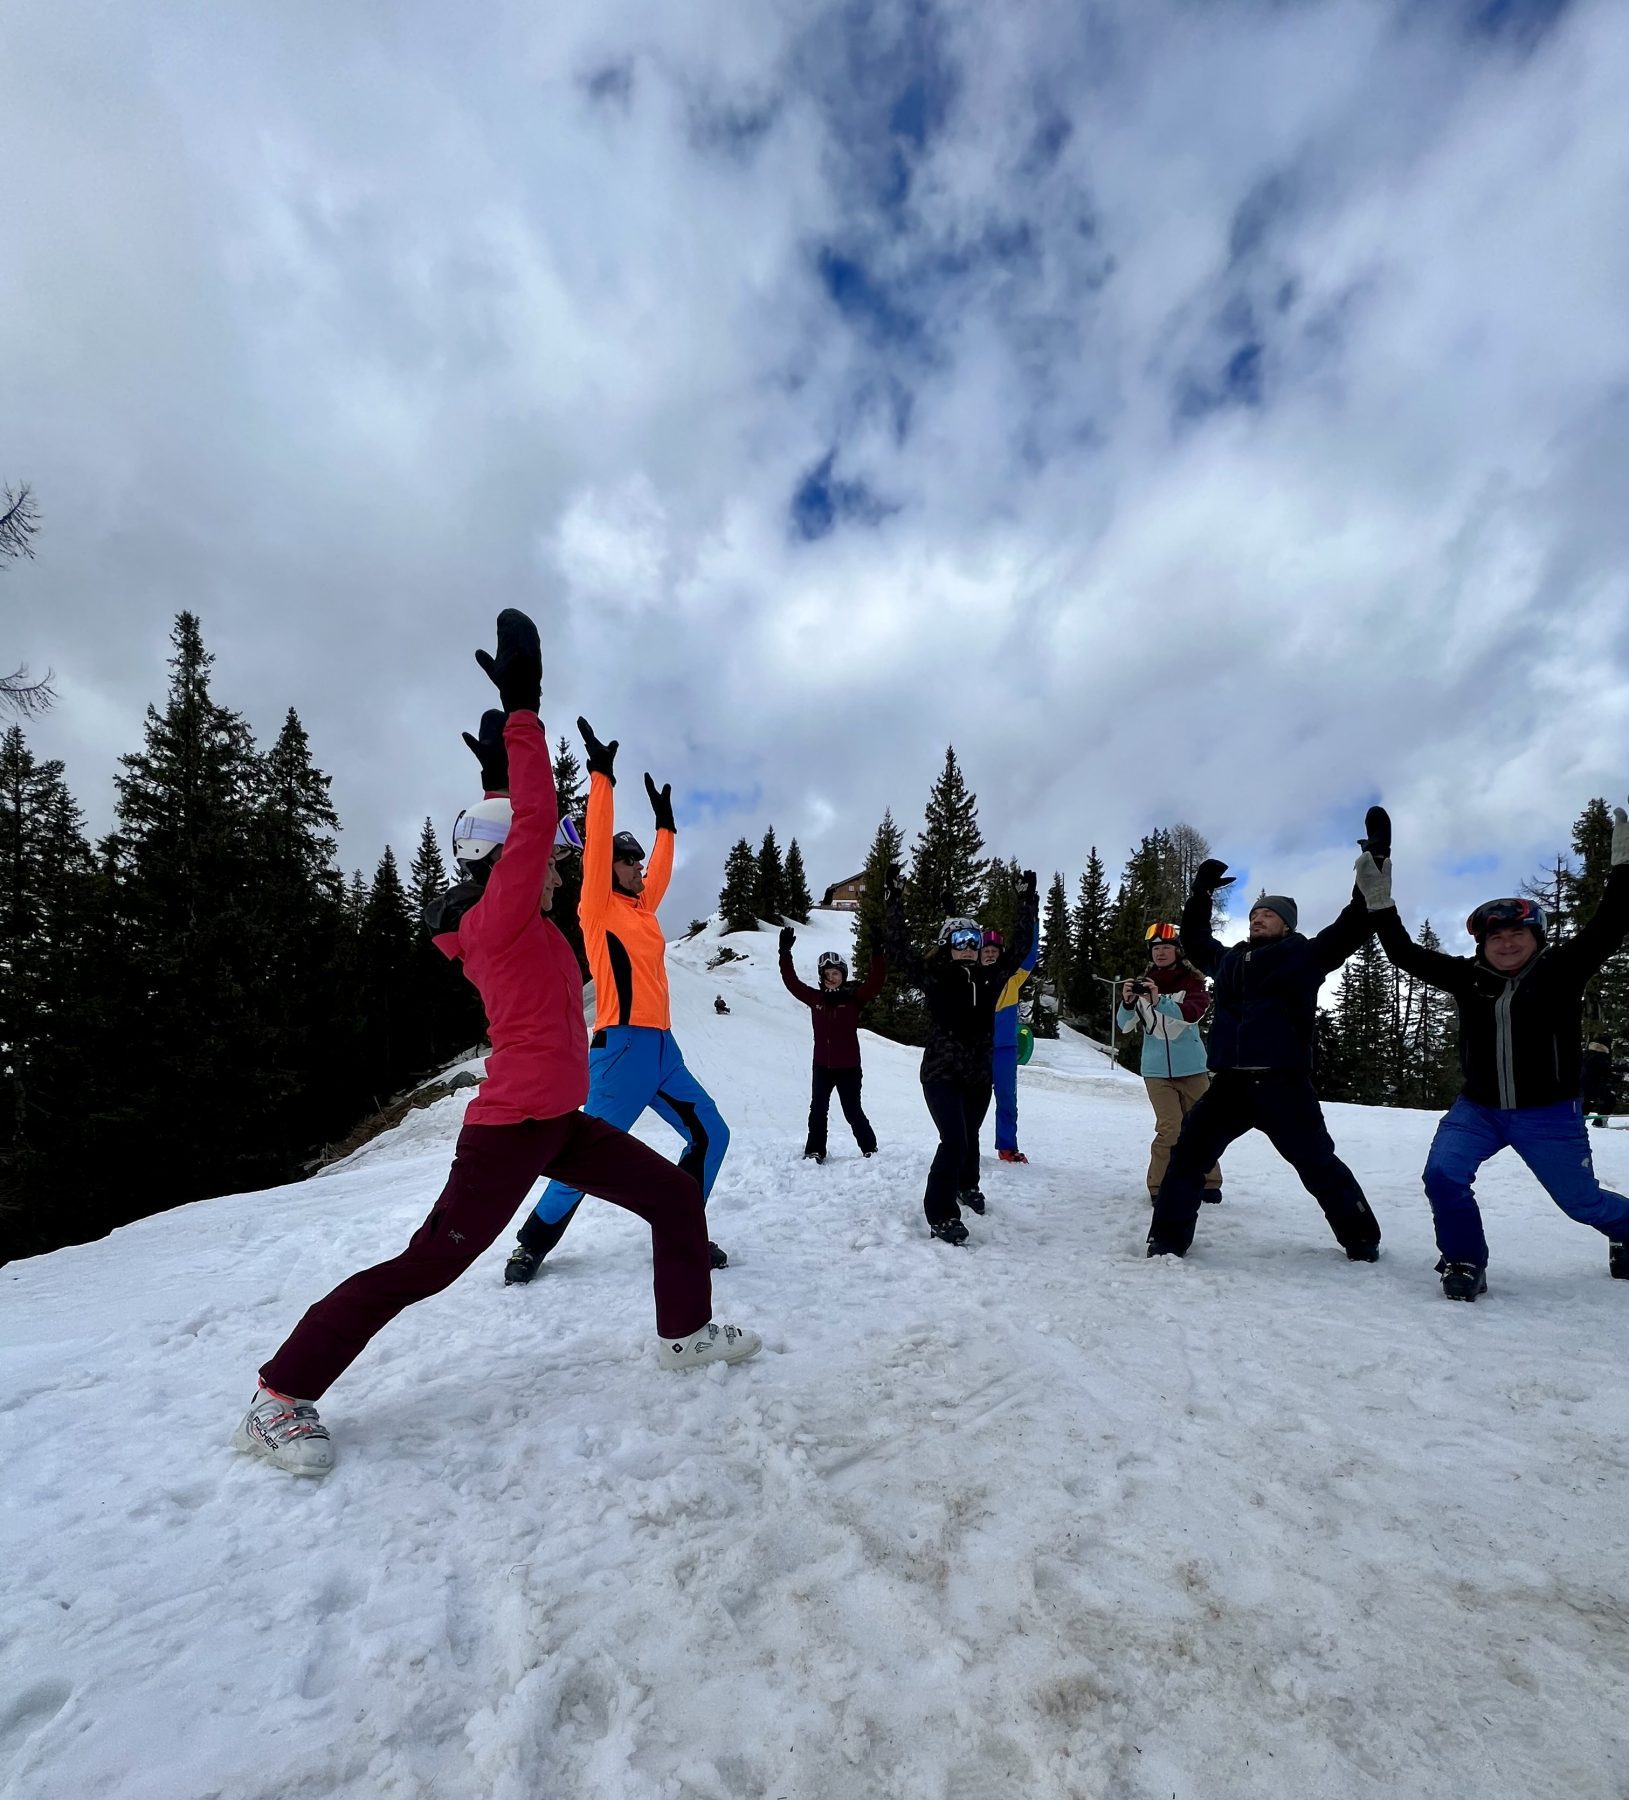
[780,951,887,1068]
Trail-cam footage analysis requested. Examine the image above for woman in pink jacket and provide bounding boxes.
[234,612,760,1478]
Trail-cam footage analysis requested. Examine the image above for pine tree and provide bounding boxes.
[979,858,1024,946]
[850,808,925,1044]
[904,748,986,940]
[1064,849,1112,1028]
[0,726,95,1257]
[1038,871,1070,1032]
[719,838,759,932]
[1329,935,1396,1104]
[111,612,274,1212]
[357,845,420,1101]
[782,838,814,924]
[551,736,588,976]
[1567,798,1629,1047]
[409,816,448,912]
[1101,833,1173,1014]
[755,826,786,925]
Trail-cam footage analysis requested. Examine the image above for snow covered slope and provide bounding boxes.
[3,910,1627,1800]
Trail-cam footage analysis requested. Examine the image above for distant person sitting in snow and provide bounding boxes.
[714,995,730,1015]
[885,866,1038,1245]
[1147,814,1387,1265]
[1359,798,1629,1300]
[778,926,886,1162]
[234,612,759,1477]
[985,924,1039,1164]
[504,715,731,1284]
[1116,922,1223,1204]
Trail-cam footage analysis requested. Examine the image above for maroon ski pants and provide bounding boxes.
[261,1113,713,1401]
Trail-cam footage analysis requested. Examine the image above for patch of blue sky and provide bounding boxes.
[682,784,764,825]
[789,451,899,542]
[1448,853,1501,877]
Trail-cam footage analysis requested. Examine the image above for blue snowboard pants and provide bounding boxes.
[1422,1095,1629,1266]
[519,1028,729,1244]
[992,1043,1020,1152]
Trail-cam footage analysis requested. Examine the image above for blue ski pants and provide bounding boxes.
[1422,1095,1629,1266]
[992,1043,1020,1152]
[522,1027,729,1232]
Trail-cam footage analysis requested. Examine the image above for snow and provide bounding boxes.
[3,908,1628,1800]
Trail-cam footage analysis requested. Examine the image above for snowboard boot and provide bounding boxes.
[997,1148,1028,1164]
[804,1147,826,1163]
[862,1147,877,1158]
[504,1246,543,1286]
[708,1241,729,1270]
[1201,1185,1223,1204]
[658,1321,762,1370]
[959,1188,987,1215]
[1438,1259,1488,1302]
[1146,1236,1186,1259]
[232,1383,335,1478]
[1609,1239,1628,1280]
[930,1217,970,1246]
[1345,1242,1380,1263]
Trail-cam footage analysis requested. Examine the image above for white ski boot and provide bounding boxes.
[232,1383,336,1477]
[657,1321,762,1371]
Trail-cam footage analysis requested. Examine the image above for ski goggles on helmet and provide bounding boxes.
[612,829,646,864]
[1467,896,1545,941]
[554,816,584,852]
[1145,922,1181,943]
[981,928,1004,947]
[947,927,982,952]
[817,951,847,976]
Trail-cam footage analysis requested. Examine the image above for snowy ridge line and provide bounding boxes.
[2,911,1627,1798]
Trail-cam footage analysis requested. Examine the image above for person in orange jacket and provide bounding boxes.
[505,716,732,1283]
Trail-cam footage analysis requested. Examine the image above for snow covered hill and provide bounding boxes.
[3,910,1627,1800]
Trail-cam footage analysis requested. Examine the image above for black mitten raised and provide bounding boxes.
[1193,858,1236,894]
[474,609,541,715]
[461,709,509,794]
[644,773,676,834]
[779,925,795,955]
[1358,805,1392,866]
[578,716,619,783]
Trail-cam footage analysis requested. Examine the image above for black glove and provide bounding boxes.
[461,709,509,794]
[578,716,618,784]
[1022,869,1038,898]
[779,925,795,955]
[474,609,541,715]
[644,772,676,834]
[1358,805,1392,867]
[1193,858,1236,894]
[884,859,903,898]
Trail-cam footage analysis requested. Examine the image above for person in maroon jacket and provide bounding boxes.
[233,611,761,1479]
[778,926,886,1162]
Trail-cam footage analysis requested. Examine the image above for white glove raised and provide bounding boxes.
[1354,850,1392,911]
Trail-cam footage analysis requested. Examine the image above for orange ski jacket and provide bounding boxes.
[580,770,675,1031]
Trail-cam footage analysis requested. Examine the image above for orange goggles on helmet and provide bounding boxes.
[1144,922,1181,943]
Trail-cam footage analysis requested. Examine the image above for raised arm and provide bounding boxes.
[993,874,1039,980]
[1309,890,1377,978]
[641,772,676,913]
[853,953,888,1005]
[1549,858,1629,984]
[1180,861,1232,978]
[777,926,820,1006]
[470,611,553,947]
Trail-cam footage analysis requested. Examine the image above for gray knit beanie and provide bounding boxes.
[1253,893,1299,932]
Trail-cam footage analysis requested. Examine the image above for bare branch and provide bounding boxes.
[1,666,56,716]
[0,484,40,565]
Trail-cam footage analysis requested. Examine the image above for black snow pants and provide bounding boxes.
[807,1064,877,1157]
[1149,1069,1380,1256]
[921,1077,992,1226]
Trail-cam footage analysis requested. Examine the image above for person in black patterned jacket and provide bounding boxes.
[885,866,1037,1245]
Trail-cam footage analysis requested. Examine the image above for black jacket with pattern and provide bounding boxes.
[886,891,1037,1088]
[1374,865,1629,1110]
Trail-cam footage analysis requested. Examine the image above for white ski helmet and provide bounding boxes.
[452,798,512,863]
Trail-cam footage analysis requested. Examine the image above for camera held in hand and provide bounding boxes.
[1126,977,1155,999]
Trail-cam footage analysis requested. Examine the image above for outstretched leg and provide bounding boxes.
[1503,1099,1629,1241]
[1254,1073,1381,1253]
[1149,1073,1255,1254]
[649,1034,731,1200]
[1421,1096,1506,1268]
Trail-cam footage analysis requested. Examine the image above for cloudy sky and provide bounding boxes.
[4,0,1627,945]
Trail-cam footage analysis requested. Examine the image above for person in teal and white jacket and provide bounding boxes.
[985,925,1040,1162]
[1117,923,1223,1203]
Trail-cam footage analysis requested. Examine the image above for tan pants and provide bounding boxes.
[1145,1075,1222,1195]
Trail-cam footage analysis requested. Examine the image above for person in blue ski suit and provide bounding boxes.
[504,717,730,1283]
[1358,802,1629,1300]
[984,926,1039,1162]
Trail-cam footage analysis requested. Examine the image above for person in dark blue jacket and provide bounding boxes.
[1147,852,1383,1262]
